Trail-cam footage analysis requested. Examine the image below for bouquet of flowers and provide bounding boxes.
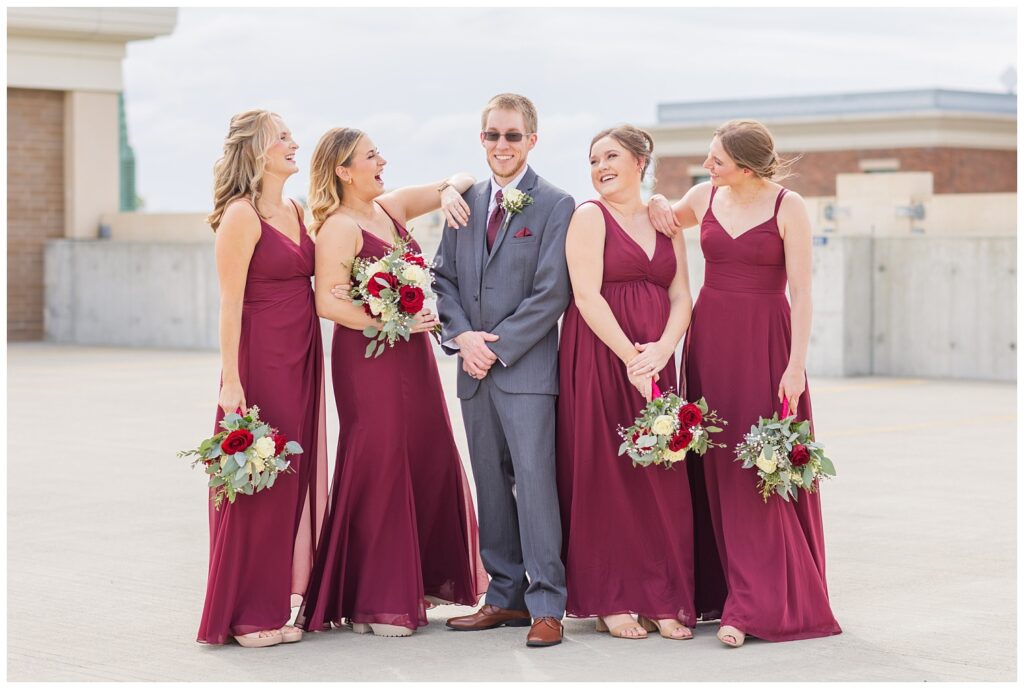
[734,399,836,502]
[349,239,441,358]
[617,382,727,468]
[178,405,302,509]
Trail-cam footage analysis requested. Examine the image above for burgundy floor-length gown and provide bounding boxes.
[556,200,696,627]
[198,200,328,645]
[298,205,487,632]
[683,186,841,642]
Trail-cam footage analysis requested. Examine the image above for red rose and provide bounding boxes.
[272,433,288,456]
[366,271,397,298]
[402,252,426,267]
[398,285,425,314]
[679,403,703,428]
[221,428,253,454]
[790,444,811,466]
[668,428,693,452]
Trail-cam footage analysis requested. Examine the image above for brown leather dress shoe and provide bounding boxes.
[526,617,563,647]
[446,604,532,631]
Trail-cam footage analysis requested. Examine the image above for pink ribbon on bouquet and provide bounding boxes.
[782,398,794,419]
[651,381,662,398]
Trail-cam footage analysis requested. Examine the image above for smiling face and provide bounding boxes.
[703,135,749,187]
[589,135,644,197]
[337,135,387,200]
[481,108,537,186]
[264,116,299,178]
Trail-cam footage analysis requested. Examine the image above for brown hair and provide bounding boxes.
[306,127,365,236]
[207,109,280,230]
[590,125,656,181]
[714,119,799,181]
[481,93,538,134]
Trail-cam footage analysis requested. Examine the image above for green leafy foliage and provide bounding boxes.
[178,405,299,510]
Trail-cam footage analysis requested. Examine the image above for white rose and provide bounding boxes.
[254,436,276,459]
[662,448,687,464]
[402,265,428,287]
[755,447,778,474]
[247,454,265,473]
[505,189,526,205]
[651,415,675,436]
[789,471,803,486]
[365,260,387,276]
[368,297,383,316]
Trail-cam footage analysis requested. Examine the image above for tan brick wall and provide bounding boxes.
[8,88,65,341]
[654,147,1017,199]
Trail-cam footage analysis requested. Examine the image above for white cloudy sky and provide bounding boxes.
[123,6,1016,212]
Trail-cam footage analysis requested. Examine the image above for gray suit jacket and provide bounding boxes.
[433,166,574,399]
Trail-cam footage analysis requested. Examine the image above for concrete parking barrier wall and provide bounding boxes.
[45,240,219,349]
[44,234,1016,380]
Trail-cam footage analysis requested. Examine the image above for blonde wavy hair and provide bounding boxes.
[207,109,281,231]
[307,127,365,236]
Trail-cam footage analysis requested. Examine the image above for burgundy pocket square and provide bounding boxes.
[514,228,533,238]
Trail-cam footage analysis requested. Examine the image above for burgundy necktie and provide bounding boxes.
[486,190,505,252]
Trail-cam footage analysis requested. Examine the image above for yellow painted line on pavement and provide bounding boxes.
[827,414,1016,437]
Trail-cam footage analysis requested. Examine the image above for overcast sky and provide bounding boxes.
[123,6,1016,212]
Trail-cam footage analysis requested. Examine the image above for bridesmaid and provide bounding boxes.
[556,125,696,641]
[198,110,328,647]
[647,119,841,646]
[297,128,488,637]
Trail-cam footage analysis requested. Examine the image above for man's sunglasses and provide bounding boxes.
[482,131,529,142]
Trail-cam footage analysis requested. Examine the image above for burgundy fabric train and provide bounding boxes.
[556,200,696,627]
[198,201,328,645]
[683,186,842,641]
[298,205,487,633]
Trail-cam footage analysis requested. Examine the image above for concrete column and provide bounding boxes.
[63,90,119,239]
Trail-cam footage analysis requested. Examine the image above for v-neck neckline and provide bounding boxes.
[708,188,784,240]
[356,202,404,250]
[262,219,303,248]
[597,201,659,262]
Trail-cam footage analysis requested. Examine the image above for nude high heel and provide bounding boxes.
[717,624,746,647]
[351,622,415,637]
[637,615,692,640]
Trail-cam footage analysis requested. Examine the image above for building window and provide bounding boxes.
[859,158,900,173]
[688,164,710,186]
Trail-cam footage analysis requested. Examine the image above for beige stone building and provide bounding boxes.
[650,89,1016,200]
[7,7,177,340]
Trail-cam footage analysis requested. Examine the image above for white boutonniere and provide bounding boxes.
[500,188,534,231]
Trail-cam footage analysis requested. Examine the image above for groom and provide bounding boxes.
[433,93,574,648]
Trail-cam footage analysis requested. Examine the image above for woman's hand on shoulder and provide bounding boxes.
[648,194,680,238]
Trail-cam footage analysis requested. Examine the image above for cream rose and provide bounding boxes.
[254,436,276,459]
[755,446,778,474]
[651,415,676,436]
[402,264,428,287]
[368,297,384,316]
[789,471,804,486]
[365,260,387,276]
[662,448,687,464]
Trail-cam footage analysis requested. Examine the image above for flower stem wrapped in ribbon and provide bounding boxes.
[617,381,728,468]
[177,405,302,509]
[348,238,441,358]
[733,399,836,502]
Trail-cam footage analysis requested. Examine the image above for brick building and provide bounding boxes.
[7,8,176,340]
[649,89,1017,201]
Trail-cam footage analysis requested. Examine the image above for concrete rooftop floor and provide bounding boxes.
[6,343,1017,681]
